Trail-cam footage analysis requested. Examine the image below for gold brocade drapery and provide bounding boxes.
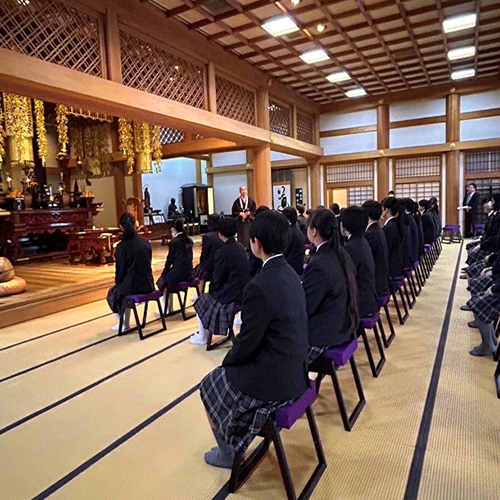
[2,93,34,164]
[34,99,47,165]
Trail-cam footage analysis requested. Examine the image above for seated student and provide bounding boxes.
[340,206,379,319]
[399,200,414,272]
[418,199,437,245]
[191,218,250,345]
[283,206,306,275]
[157,218,194,312]
[248,205,271,277]
[296,204,308,237]
[429,197,442,237]
[382,197,404,281]
[107,213,154,331]
[199,210,309,468]
[411,199,425,258]
[195,214,224,292]
[330,203,341,216]
[303,209,358,363]
[401,198,419,269]
[362,200,390,297]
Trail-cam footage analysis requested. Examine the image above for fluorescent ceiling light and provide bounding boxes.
[345,88,366,98]
[262,16,299,37]
[448,46,476,61]
[326,71,351,83]
[443,13,477,33]
[451,68,476,80]
[299,49,330,64]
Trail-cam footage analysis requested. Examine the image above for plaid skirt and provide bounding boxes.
[466,260,487,278]
[200,367,292,453]
[467,291,500,323]
[467,247,489,265]
[194,294,235,336]
[308,345,327,364]
[469,275,492,296]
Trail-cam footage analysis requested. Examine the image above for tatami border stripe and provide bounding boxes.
[403,242,463,500]
[29,384,200,500]
[0,335,190,436]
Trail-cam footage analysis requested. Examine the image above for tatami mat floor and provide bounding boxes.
[1,242,499,500]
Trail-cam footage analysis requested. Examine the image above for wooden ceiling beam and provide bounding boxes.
[473,0,481,75]
[161,138,248,158]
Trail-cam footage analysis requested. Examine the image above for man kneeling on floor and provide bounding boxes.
[199,210,310,468]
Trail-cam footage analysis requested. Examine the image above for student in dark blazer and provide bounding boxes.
[199,210,309,468]
[157,218,194,312]
[107,213,155,331]
[191,217,250,345]
[196,214,224,291]
[418,199,437,244]
[400,198,419,269]
[463,183,480,238]
[303,209,358,362]
[411,199,425,258]
[340,206,379,318]
[429,197,442,237]
[362,200,390,297]
[296,204,308,237]
[247,205,271,277]
[282,206,305,275]
[382,196,404,281]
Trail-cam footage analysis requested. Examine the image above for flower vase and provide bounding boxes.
[24,192,33,210]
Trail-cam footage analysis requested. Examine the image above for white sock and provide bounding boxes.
[196,314,209,341]
[112,309,131,331]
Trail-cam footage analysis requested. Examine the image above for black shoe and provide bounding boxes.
[460,274,467,280]
[468,320,479,329]
[461,304,472,311]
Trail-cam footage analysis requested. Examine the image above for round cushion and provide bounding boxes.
[0,257,15,283]
[0,276,27,297]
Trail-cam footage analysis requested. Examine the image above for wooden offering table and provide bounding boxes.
[68,229,121,265]
[0,207,97,263]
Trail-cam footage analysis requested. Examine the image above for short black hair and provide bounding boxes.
[419,199,431,210]
[282,206,298,224]
[207,214,220,232]
[362,200,382,221]
[218,216,237,238]
[469,183,477,190]
[340,206,368,236]
[388,190,395,196]
[250,209,289,254]
[330,203,340,215]
[255,205,270,217]
[170,198,176,203]
[296,204,305,215]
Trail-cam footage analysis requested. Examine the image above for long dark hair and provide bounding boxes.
[173,218,193,249]
[382,196,405,238]
[120,212,136,240]
[429,197,440,216]
[309,209,358,333]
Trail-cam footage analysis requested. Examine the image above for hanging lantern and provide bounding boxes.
[134,121,152,173]
[55,104,69,157]
[151,125,162,174]
[34,99,47,165]
[0,108,5,168]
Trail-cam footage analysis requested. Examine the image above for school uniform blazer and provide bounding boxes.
[160,234,194,286]
[421,211,436,245]
[402,216,413,271]
[365,222,390,297]
[383,218,404,280]
[284,223,306,275]
[480,212,500,252]
[222,256,309,402]
[199,231,224,279]
[209,238,250,305]
[297,215,308,237]
[344,234,379,318]
[114,233,154,297]
[303,244,352,348]
[413,214,425,257]
[407,215,420,265]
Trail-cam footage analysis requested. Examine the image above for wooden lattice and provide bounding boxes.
[160,128,185,145]
[120,30,205,109]
[269,101,291,137]
[395,182,440,201]
[395,156,440,178]
[348,186,374,207]
[0,0,102,76]
[215,76,255,126]
[465,151,500,174]
[326,162,374,184]
[297,113,314,144]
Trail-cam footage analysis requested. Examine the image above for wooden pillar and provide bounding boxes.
[252,144,272,207]
[446,93,460,225]
[195,159,203,185]
[132,172,144,226]
[112,163,126,223]
[207,61,217,113]
[377,103,390,201]
[310,160,322,208]
[256,86,270,130]
[104,8,122,84]
[246,149,254,199]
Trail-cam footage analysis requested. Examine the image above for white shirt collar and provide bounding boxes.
[262,253,283,267]
[316,240,328,251]
[384,215,396,226]
[366,221,377,230]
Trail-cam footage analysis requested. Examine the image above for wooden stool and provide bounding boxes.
[377,293,396,348]
[390,278,409,325]
[119,290,167,340]
[229,381,326,500]
[357,312,386,378]
[309,338,366,431]
[165,278,201,320]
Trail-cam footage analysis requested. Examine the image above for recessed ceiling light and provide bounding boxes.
[316,24,326,33]
[299,49,330,64]
[291,0,301,5]
[326,71,351,83]
[262,16,299,37]
[451,68,476,80]
[448,46,476,60]
[345,88,366,98]
[443,13,477,33]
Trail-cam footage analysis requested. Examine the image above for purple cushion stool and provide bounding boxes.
[389,278,409,325]
[358,311,386,378]
[229,379,326,500]
[308,339,366,432]
[165,278,200,321]
[377,293,396,347]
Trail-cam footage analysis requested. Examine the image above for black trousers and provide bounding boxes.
[464,209,478,237]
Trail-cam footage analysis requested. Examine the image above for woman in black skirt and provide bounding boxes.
[157,218,194,313]
[190,217,250,345]
[107,213,154,330]
[303,209,358,363]
[199,210,309,468]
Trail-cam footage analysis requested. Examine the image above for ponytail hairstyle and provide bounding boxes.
[120,212,136,240]
[172,217,193,249]
[382,196,405,238]
[309,209,359,333]
[429,197,440,216]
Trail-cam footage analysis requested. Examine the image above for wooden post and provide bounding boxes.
[104,8,122,84]
[196,159,203,184]
[132,172,144,226]
[256,86,270,130]
[252,144,272,207]
[113,163,126,223]
[291,104,298,139]
[377,103,390,201]
[446,92,460,225]
[310,160,322,208]
[246,149,254,199]
[207,61,217,113]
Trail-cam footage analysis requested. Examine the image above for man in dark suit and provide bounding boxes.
[362,200,390,297]
[231,185,256,248]
[463,183,480,238]
[340,206,379,318]
[282,206,305,275]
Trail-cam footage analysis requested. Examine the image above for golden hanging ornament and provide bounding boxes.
[55,104,69,155]
[0,108,5,167]
[34,99,47,165]
[133,121,152,173]
[2,93,34,163]
[118,118,135,174]
[151,125,162,173]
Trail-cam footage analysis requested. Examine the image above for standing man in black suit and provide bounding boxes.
[231,185,256,248]
[463,182,480,238]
